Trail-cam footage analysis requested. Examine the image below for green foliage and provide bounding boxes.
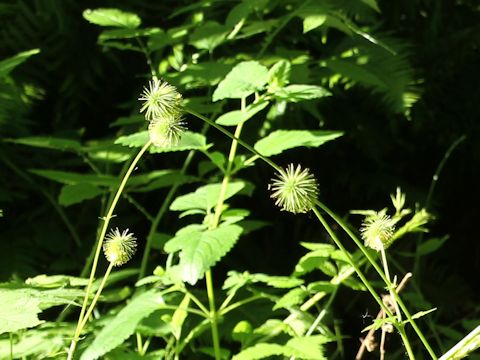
[1,0,478,359]
[80,290,164,360]
[165,224,243,285]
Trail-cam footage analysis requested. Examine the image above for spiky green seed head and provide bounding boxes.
[139,78,183,121]
[148,114,186,148]
[269,164,319,214]
[360,213,396,251]
[103,228,137,266]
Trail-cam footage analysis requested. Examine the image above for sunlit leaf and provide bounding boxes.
[165,224,243,285]
[83,8,141,29]
[254,130,343,157]
[0,49,40,77]
[213,61,269,101]
[80,290,164,360]
[59,183,104,206]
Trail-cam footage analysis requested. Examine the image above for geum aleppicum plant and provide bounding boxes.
[67,78,185,359]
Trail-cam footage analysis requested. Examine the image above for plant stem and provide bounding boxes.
[398,326,416,360]
[68,262,114,360]
[311,207,394,317]
[413,134,466,278]
[316,201,437,359]
[204,98,248,360]
[139,122,208,280]
[186,108,281,172]
[68,141,152,360]
[380,245,402,323]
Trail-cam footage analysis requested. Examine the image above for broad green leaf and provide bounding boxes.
[233,336,328,360]
[59,183,104,206]
[164,224,243,285]
[285,335,328,359]
[170,181,251,212]
[232,320,253,345]
[273,288,309,310]
[83,8,141,29]
[212,61,269,101]
[80,290,164,360]
[0,328,66,359]
[222,271,302,291]
[168,62,233,88]
[30,169,118,187]
[416,237,448,256]
[273,84,331,102]
[251,274,303,288]
[303,14,327,33]
[216,100,269,126]
[254,130,343,157]
[7,136,82,151]
[268,60,291,89]
[0,49,40,78]
[0,289,43,334]
[0,287,84,334]
[170,294,190,340]
[25,274,88,288]
[115,131,208,152]
[232,343,285,360]
[189,21,229,51]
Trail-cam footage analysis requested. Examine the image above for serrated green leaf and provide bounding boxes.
[25,274,88,288]
[80,290,164,360]
[164,224,243,285]
[0,289,43,334]
[273,288,309,310]
[83,8,141,29]
[213,61,269,101]
[0,286,84,334]
[59,183,104,206]
[274,84,331,102]
[0,49,40,78]
[254,130,343,157]
[232,343,285,360]
[170,181,250,212]
[216,100,269,126]
[115,131,208,152]
[285,335,328,359]
[251,274,303,288]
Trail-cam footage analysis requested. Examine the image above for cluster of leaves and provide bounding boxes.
[1,0,479,359]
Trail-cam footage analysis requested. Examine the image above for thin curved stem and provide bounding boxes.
[186,108,281,172]
[316,201,437,359]
[68,140,152,360]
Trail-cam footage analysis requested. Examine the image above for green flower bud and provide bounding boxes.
[269,164,319,214]
[360,213,396,251]
[103,228,137,266]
